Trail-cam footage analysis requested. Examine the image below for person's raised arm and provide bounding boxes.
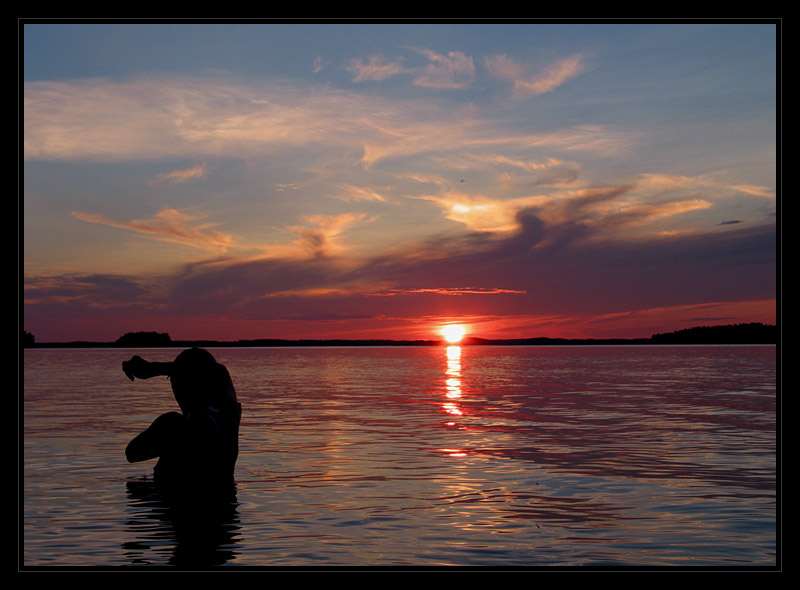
[122,356,174,381]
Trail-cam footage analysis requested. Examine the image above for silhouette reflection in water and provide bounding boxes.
[122,348,243,566]
[124,476,241,567]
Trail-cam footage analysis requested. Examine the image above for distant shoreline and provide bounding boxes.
[27,336,652,349]
[23,323,777,349]
[22,340,776,349]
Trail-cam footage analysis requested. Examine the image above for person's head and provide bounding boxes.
[169,348,229,413]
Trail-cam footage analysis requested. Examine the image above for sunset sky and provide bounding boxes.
[22,22,778,343]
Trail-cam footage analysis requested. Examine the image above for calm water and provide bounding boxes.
[23,345,777,568]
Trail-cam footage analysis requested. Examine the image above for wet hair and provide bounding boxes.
[169,348,229,411]
[172,347,218,375]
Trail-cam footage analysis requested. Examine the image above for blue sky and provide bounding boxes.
[22,22,778,342]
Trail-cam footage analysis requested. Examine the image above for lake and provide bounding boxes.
[22,345,777,569]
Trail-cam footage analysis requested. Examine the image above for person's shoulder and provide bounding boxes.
[151,411,185,429]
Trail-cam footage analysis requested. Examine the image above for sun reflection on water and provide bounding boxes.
[445,345,462,400]
[442,345,466,452]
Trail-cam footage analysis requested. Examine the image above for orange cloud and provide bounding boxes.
[513,54,586,98]
[330,184,388,202]
[71,207,237,253]
[364,287,527,297]
[151,163,208,184]
[727,184,775,198]
[290,212,373,258]
[412,192,551,233]
[638,173,775,199]
[485,52,588,99]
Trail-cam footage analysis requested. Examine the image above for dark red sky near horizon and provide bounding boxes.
[23,218,776,343]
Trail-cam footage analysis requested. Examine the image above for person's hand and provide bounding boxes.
[122,356,154,381]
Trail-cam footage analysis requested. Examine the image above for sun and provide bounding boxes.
[442,324,465,343]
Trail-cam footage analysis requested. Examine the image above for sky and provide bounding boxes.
[22,21,778,343]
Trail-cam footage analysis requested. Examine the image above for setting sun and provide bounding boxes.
[442,324,465,343]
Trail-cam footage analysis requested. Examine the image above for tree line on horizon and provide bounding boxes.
[22,323,777,347]
[649,322,776,344]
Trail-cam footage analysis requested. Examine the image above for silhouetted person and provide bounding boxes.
[123,348,242,500]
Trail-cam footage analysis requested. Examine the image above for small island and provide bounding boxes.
[22,323,777,348]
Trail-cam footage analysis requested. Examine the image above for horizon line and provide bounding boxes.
[23,323,778,348]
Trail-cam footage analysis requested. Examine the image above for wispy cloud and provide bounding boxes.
[151,162,208,184]
[263,284,388,299]
[589,198,713,234]
[360,122,635,170]
[290,212,373,258]
[434,153,583,189]
[345,48,585,98]
[724,184,775,199]
[330,184,388,203]
[347,55,409,81]
[411,179,714,242]
[347,48,477,88]
[638,173,775,199]
[412,48,476,89]
[485,52,587,99]
[23,77,634,175]
[71,207,237,253]
[23,273,151,309]
[365,287,527,296]
[25,77,398,162]
[483,54,524,80]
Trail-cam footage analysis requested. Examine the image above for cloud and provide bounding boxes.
[151,162,208,184]
[347,48,584,96]
[23,76,635,178]
[263,284,389,299]
[365,287,527,296]
[513,54,586,98]
[69,202,377,265]
[346,48,477,89]
[412,49,476,89]
[485,52,587,99]
[434,153,583,189]
[71,207,237,253]
[410,180,713,243]
[347,55,409,81]
[24,273,151,309]
[412,192,552,233]
[330,184,388,203]
[638,173,775,199]
[483,54,524,80]
[591,198,713,234]
[290,212,373,258]
[359,122,634,170]
[724,184,775,199]
[24,77,397,162]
